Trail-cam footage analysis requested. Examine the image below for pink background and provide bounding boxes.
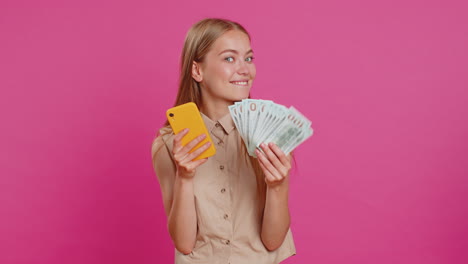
[1,0,467,263]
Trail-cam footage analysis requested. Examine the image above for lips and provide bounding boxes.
[230,80,249,86]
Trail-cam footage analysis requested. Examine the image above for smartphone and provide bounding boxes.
[166,102,216,160]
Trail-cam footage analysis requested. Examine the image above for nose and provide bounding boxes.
[237,60,249,75]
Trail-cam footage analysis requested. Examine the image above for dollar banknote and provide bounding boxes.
[228,99,314,157]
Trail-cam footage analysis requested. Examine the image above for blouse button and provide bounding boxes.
[225,240,231,245]
[215,122,220,127]
[224,214,229,220]
[219,165,224,170]
[221,188,226,193]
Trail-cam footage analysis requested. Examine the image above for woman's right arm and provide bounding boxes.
[152,129,211,254]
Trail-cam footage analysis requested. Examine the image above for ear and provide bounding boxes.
[191,61,203,82]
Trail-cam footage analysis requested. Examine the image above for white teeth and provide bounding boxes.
[232,81,248,85]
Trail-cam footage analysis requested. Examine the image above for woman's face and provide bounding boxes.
[194,30,256,106]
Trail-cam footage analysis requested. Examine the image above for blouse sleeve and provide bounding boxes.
[151,130,176,217]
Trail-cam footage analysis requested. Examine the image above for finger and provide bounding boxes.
[180,156,209,172]
[184,141,212,162]
[175,133,206,159]
[256,149,282,181]
[173,128,189,152]
[260,143,286,178]
[258,158,277,183]
[174,128,189,142]
[192,157,208,168]
[268,143,291,168]
[267,143,292,177]
[181,133,207,154]
[260,143,282,167]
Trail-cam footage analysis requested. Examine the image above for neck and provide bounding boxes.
[200,99,233,121]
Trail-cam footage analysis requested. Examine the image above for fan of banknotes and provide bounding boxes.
[228,99,314,157]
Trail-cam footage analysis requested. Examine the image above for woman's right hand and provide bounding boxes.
[172,128,211,179]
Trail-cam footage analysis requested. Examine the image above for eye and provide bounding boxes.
[224,57,234,62]
[246,56,255,62]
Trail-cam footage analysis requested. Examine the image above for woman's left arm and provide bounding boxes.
[255,142,292,251]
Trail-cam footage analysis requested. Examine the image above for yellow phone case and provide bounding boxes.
[166,102,216,160]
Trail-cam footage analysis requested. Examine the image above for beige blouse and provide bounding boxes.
[151,112,296,264]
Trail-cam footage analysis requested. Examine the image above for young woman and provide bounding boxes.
[151,18,296,264]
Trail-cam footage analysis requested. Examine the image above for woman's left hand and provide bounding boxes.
[255,143,292,188]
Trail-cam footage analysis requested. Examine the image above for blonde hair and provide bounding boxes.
[160,18,267,210]
[166,18,251,119]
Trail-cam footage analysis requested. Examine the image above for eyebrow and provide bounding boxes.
[218,49,254,56]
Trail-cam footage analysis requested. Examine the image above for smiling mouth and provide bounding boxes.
[230,81,249,86]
